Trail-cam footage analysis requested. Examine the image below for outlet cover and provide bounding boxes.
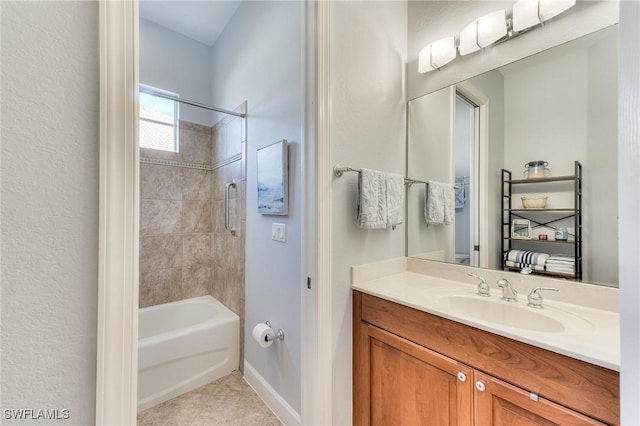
[271,223,286,242]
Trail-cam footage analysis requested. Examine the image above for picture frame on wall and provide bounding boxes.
[257,140,288,215]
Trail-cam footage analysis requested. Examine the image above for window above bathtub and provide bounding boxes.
[139,85,179,152]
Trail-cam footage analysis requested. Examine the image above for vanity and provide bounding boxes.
[352,258,619,425]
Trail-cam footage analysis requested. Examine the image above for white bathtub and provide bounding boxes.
[137,295,239,411]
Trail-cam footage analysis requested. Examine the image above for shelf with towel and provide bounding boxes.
[333,164,459,189]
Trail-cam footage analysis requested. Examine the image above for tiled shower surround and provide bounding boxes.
[139,103,247,365]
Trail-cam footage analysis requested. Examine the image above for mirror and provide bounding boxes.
[407,25,618,287]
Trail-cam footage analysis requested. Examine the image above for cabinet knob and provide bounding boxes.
[457,372,467,382]
[475,381,486,392]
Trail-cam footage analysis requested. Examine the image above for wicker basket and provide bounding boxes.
[521,196,548,209]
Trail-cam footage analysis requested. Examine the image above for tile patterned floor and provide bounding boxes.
[137,372,282,426]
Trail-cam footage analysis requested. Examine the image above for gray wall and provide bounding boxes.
[329,2,407,423]
[210,1,304,414]
[1,1,99,424]
[139,18,213,126]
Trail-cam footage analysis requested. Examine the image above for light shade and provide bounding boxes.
[418,37,456,73]
[458,10,507,56]
[512,0,542,32]
[539,0,576,21]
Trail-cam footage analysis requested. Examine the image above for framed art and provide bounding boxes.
[511,219,532,239]
[257,140,288,215]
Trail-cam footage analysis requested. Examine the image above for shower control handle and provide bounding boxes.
[225,180,237,236]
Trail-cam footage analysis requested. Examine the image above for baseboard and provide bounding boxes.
[243,360,301,426]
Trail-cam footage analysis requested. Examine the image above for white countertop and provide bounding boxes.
[353,267,620,371]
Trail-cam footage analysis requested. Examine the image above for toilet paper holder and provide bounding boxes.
[265,321,285,342]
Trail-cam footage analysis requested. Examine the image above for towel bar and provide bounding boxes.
[333,164,458,188]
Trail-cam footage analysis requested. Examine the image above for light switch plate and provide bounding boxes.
[271,223,286,242]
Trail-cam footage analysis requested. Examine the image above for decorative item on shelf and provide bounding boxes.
[521,195,548,208]
[523,161,551,179]
[511,219,532,239]
[538,234,548,240]
[554,227,569,241]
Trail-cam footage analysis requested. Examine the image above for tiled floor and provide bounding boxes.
[137,372,282,426]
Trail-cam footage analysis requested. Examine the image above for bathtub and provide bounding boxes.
[137,295,239,411]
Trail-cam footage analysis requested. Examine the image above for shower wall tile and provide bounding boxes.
[140,164,182,200]
[183,169,211,201]
[183,200,212,234]
[181,128,212,165]
[140,234,183,272]
[141,200,183,235]
[140,268,182,308]
[183,234,213,267]
[180,120,212,134]
[182,264,212,299]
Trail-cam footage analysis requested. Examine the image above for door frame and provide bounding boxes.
[96,0,140,424]
[455,81,489,268]
[96,0,325,424]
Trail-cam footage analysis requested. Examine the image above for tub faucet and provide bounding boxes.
[468,273,490,297]
[497,278,518,302]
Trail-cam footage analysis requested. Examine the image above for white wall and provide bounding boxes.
[139,18,213,126]
[210,1,304,416]
[619,3,640,423]
[329,2,407,424]
[1,2,99,423]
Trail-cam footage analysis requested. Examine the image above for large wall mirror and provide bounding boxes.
[407,25,618,287]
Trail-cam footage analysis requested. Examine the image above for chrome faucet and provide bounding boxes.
[497,278,518,302]
[527,287,559,309]
[468,273,490,297]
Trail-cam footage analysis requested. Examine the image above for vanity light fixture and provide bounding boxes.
[512,0,576,32]
[418,36,457,73]
[418,0,576,73]
[459,10,507,56]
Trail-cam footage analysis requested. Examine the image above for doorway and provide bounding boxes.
[454,93,480,267]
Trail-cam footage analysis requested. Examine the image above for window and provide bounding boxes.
[139,85,179,152]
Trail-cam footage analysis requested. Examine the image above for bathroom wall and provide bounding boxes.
[139,18,213,125]
[139,122,215,308]
[619,4,640,423]
[329,2,408,424]
[1,1,99,423]
[209,1,304,417]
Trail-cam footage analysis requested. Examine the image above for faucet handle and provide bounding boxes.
[468,273,490,297]
[497,278,518,302]
[527,287,559,309]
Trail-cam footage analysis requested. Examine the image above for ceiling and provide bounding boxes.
[139,0,243,46]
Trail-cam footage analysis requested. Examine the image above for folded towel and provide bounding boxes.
[356,168,387,229]
[386,172,405,228]
[506,261,545,271]
[355,168,405,229]
[424,181,455,226]
[505,250,550,267]
[455,176,466,209]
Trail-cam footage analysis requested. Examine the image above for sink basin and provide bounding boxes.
[434,294,567,333]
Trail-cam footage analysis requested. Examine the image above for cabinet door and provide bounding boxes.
[473,371,607,426]
[359,325,473,426]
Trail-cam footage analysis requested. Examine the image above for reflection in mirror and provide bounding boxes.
[407,25,618,287]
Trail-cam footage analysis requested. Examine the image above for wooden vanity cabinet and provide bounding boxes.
[353,291,619,426]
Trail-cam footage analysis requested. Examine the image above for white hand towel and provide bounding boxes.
[356,168,387,229]
[424,181,454,226]
[386,173,405,228]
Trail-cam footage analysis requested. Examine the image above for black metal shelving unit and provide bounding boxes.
[501,161,582,280]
